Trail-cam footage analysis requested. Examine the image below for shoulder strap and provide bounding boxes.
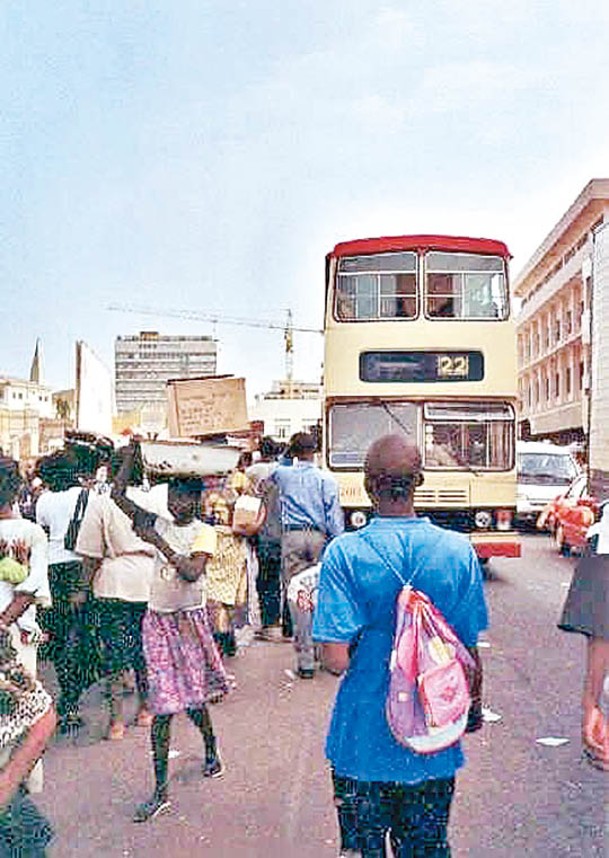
[68,489,88,528]
[76,489,89,522]
[358,529,418,588]
[358,526,444,591]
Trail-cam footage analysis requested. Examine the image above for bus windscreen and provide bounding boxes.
[328,401,514,470]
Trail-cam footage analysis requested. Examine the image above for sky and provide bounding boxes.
[2,0,609,400]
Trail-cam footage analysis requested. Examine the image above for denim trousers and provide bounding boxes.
[332,771,455,858]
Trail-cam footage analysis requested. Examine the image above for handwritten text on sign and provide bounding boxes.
[168,377,249,437]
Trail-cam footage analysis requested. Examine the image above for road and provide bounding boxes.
[36,534,606,857]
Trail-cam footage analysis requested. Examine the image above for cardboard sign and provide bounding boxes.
[167,376,249,438]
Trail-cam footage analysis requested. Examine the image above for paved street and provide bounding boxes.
[37,534,606,857]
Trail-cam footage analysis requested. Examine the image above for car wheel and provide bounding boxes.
[555,524,571,557]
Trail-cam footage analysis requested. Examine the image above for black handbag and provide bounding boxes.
[63,489,89,551]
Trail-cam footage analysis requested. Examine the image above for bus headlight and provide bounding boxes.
[474,510,493,530]
[350,510,368,529]
[495,509,513,531]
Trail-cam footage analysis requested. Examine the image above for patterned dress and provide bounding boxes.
[205,525,248,642]
[142,517,229,715]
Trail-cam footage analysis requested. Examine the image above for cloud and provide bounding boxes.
[418,60,524,112]
[373,6,421,51]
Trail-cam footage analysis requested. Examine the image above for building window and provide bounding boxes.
[566,310,572,336]
[275,420,291,440]
[554,317,561,343]
[545,377,550,402]
[566,366,572,397]
[555,372,560,399]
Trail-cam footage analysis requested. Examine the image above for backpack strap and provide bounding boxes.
[358,528,418,588]
[358,526,444,591]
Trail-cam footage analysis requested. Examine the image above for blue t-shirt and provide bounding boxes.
[312,515,488,784]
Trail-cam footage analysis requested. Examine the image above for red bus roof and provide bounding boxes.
[329,234,511,259]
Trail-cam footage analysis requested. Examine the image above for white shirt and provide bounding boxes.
[148,518,217,614]
[36,486,84,566]
[0,517,51,633]
[75,493,155,603]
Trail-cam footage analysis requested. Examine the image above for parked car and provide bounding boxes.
[516,441,580,527]
[537,473,599,555]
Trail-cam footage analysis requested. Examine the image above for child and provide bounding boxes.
[203,486,248,658]
[112,446,229,823]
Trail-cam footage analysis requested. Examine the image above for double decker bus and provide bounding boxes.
[323,234,520,559]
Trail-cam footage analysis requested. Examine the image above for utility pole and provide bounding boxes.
[284,309,294,398]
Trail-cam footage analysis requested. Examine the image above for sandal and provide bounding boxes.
[135,709,153,728]
[107,721,126,741]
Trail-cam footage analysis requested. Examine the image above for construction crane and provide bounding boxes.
[107,302,322,396]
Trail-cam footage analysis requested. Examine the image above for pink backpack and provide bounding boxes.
[361,533,474,754]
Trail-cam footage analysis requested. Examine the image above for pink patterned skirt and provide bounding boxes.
[142,607,229,715]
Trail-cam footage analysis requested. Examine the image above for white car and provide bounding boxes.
[516,440,580,527]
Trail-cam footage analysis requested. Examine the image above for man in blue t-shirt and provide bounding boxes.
[313,434,487,857]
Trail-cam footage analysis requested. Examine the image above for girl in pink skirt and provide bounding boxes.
[113,448,229,822]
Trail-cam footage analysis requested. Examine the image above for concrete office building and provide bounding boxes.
[115,331,218,415]
[250,379,322,443]
[514,179,609,444]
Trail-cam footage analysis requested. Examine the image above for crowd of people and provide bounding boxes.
[0,427,606,855]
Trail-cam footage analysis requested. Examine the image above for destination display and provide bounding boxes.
[359,350,484,383]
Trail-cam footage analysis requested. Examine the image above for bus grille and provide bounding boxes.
[414,488,469,506]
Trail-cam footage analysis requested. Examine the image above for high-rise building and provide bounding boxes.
[114,331,217,415]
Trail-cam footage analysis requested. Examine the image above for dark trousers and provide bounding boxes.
[39,562,98,717]
[332,772,455,857]
[255,538,282,627]
[94,599,147,677]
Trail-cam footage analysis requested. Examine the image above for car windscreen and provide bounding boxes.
[517,452,578,485]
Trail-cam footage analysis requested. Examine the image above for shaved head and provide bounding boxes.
[364,435,422,507]
[365,435,422,481]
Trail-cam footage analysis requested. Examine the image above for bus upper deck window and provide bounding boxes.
[425,252,508,320]
[336,252,417,321]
